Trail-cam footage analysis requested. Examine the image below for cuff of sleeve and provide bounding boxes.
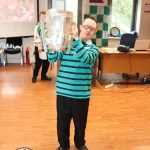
[73,38,80,46]
[72,38,83,50]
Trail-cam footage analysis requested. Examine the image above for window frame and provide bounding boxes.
[108,0,138,35]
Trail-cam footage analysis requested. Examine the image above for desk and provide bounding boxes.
[97,48,150,84]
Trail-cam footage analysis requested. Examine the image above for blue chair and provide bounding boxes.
[120,33,136,48]
[119,33,139,78]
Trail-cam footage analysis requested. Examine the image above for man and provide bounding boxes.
[47,17,99,150]
[32,11,51,83]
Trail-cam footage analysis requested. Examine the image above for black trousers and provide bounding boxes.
[57,95,90,149]
[33,46,49,78]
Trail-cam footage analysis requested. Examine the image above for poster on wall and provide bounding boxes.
[89,0,104,3]
[144,3,150,13]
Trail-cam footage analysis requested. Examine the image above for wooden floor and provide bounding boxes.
[1,63,150,150]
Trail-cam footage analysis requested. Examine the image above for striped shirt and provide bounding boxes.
[47,38,99,99]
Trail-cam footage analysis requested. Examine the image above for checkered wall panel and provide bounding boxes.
[84,5,110,47]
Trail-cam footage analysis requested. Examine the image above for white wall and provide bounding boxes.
[138,0,150,39]
[39,0,48,12]
[52,0,65,10]
[108,37,120,47]
[22,37,35,64]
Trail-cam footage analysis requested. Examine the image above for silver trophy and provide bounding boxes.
[41,8,73,52]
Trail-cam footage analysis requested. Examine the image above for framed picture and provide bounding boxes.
[89,0,103,3]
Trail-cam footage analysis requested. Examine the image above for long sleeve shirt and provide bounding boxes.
[47,38,99,99]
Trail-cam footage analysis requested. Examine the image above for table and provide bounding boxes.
[97,48,150,84]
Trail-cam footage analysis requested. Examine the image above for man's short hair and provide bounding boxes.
[83,16,97,24]
[40,11,46,15]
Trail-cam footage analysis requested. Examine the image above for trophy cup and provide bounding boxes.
[41,8,73,52]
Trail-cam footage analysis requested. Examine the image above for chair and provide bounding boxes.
[2,37,23,66]
[119,33,139,78]
[3,45,23,66]
[120,33,136,48]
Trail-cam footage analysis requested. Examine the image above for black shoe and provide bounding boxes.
[78,146,88,150]
[56,147,68,150]
[41,76,51,81]
[32,77,36,83]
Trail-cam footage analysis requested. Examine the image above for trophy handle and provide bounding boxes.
[66,22,76,54]
[41,18,50,52]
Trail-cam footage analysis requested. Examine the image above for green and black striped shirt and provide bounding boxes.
[47,38,99,99]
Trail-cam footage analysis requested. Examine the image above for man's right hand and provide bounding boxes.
[38,47,42,52]
[70,26,78,40]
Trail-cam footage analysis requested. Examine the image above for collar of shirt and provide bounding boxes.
[82,40,92,45]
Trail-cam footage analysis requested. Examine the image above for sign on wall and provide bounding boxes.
[144,3,150,13]
[89,0,104,3]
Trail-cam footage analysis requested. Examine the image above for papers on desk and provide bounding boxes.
[100,47,119,53]
[39,51,47,60]
[129,48,135,52]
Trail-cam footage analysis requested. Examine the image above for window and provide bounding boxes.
[108,0,138,35]
[52,0,78,25]
[66,0,78,25]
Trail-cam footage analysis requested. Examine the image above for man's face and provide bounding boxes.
[40,13,46,21]
[79,18,97,42]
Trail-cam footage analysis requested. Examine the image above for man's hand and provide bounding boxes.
[36,42,42,52]
[38,46,42,52]
[70,25,78,40]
